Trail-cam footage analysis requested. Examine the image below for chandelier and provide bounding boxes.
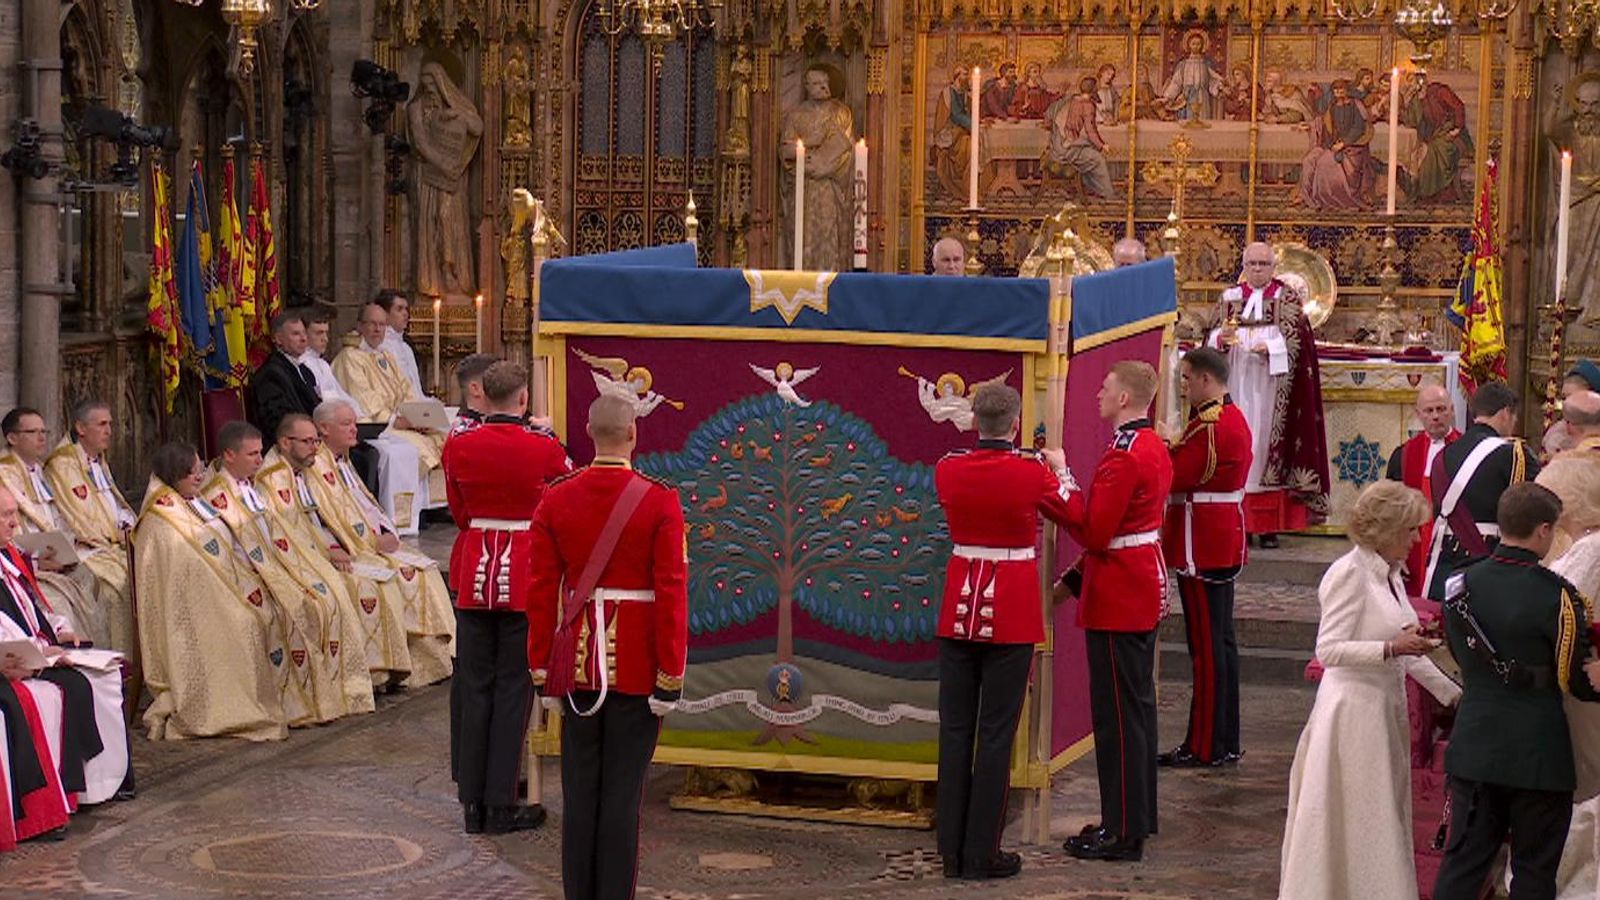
[1395,0,1454,66]
[170,0,322,76]
[595,0,721,64]
[1551,0,1600,52]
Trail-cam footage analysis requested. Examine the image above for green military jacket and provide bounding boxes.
[1444,544,1600,792]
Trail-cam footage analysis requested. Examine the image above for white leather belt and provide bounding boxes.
[1169,490,1245,505]
[952,544,1036,562]
[1107,530,1161,550]
[469,517,532,531]
[594,588,656,602]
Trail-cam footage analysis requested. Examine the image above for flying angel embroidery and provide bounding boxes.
[574,348,685,417]
[749,361,820,407]
[898,366,1013,431]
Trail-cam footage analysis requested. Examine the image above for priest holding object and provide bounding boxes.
[1204,242,1331,548]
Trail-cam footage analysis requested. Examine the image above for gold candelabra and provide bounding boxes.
[596,0,721,66]
[964,214,985,277]
[1371,225,1406,346]
[1394,0,1454,67]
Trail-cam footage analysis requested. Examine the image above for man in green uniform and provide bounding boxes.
[1434,483,1600,900]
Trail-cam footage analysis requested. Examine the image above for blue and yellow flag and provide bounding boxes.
[215,156,249,386]
[1449,157,1507,391]
[146,160,182,413]
[176,162,215,369]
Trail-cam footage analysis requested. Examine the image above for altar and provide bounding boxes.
[1315,349,1469,530]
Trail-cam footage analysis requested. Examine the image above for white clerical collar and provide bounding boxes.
[1242,285,1266,321]
[0,551,42,636]
[87,455,114,491]
[237,477,267,512]
[299,349,325,364]
[334,456,363,491]
[292,470,319,508]
[360,341,386,354]
[25,462,53,502]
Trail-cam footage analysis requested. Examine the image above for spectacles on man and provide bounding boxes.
[286,436,322,445]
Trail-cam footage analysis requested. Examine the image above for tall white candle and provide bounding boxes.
[1386,67,1400,217]
[473,293,484,354]
[853,138,868,271]
[431,298,442,394]
[1558,149,1574,301]
[969,67,981,210]
[793,139,806,270]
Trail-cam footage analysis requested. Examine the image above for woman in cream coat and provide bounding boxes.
[1279,481,1460,900]
[1532,456,1600,899]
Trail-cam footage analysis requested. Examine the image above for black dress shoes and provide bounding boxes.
[1258,533,1280,549]
[1221,750,1245,765]
[463,802,485,834]
[961,849,1022,879]
[942,855,961,878]
[1065,831,1144,862]
[1157,745,1221,768]
[485,804,548,834]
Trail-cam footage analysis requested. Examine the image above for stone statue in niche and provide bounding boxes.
[779,63,854,271]
[503,45,533,150]
[1546,72,1600,323]
[408,62,484,299]
[725,49,753,156]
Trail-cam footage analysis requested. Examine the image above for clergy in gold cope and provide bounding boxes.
[256,414,416,688]
[331,300,446,533]
[0,405,115,646]
[202,421,377,722]
[39,400,137,655]
[134,443,296,741]
[306,398,455,687]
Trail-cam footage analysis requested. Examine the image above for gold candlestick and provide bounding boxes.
[964,213,985,277]
[1370,224,1405,347]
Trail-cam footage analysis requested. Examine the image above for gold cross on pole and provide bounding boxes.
[1140,135,1219,223]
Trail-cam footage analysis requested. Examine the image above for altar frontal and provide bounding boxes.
[536,244,1176,796]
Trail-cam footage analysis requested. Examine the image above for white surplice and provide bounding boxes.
[1279,545,1460,900]
[1207,285,1289,493]
[381,327,424,398]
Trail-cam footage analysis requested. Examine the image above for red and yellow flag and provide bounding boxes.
[1449,157,1508,391]
[248,155,281,369]
[146,159,182,412]
[212,156,250,387]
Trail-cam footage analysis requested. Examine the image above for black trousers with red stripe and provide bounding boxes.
[1176,570,1241,762]
[1086,628,1158,841]
[936,638,1034,868]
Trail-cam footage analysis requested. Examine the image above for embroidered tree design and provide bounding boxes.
[637,395,945,665]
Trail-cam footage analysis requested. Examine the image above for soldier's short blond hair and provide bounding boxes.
[972,384,1022,438]
[1110,360,1158,410]
[588,394,636,445]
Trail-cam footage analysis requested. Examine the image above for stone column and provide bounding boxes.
[327,0,380,329]
[0,0,20,409]
[18,0,64,427]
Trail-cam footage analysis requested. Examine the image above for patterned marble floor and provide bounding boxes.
[0,679,1313,899]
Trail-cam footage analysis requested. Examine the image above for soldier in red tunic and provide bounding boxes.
[526,394,687,900]
[1056,360,1174,862]
[442,361,571,835]
[933,383,1073,881]
[447,353,496,437]
[1158,347,1253,769]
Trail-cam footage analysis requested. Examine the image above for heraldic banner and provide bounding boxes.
[539,245,1173,783]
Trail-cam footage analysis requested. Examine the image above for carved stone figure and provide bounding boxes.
[408,62,484,299]
[501,188,536,302]
[780,64,854,271]
[725,49,752,156]
[1547,73,1600,323]
[503,46,533,150]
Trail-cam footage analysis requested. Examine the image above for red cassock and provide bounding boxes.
[1064,421,1175,632]
[441,418,572,611]
[1163,398,1253,573]
[934,444,1073,645]
[1392,428,1460,598]
[525,462,689,698]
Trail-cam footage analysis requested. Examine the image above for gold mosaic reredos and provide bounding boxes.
[190,831,426,879]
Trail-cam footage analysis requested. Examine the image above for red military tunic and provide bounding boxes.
[525,459,689,699]
[1386,428,1460,597]
[1065,419,1175,632]
[1163,397,1253,573]
[934,438,1074,645]
[441,416,571,611]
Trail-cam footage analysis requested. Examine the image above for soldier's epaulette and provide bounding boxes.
[1013,447,1043,458]
[547,467,585,487]
[524,422,558,438]
[938,448,970,462]
[1530,562,1582,599]
[1112,430,1138,452]
[635,470,677,491]
[1197,404,1222,424]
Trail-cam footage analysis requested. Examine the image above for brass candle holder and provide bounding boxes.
[964,211,985,277]
[1370,224,1406,347]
